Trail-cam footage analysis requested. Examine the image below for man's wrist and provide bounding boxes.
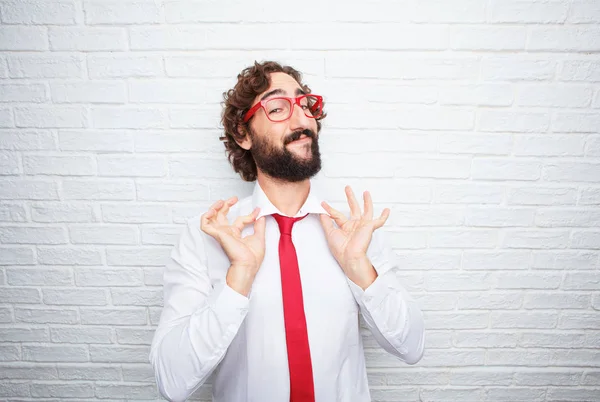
[343,255,378,290]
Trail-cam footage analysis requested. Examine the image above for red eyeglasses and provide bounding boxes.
[243,94,324,123]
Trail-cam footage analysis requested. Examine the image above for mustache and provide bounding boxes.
[283,129,317,145]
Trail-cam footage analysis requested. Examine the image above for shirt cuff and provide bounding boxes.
[347,269,401,310]
[204,281,250,325]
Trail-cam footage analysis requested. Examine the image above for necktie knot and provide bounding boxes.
[272,213,306,236]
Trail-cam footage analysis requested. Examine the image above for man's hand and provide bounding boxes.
[319,186,390,288]
[201,197,266,296]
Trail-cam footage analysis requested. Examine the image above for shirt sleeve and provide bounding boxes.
[149,216,249,402]
[345,228,425,365]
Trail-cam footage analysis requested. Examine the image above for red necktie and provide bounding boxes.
[272,213,315,402]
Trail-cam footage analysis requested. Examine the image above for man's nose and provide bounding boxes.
[289,102,311,128]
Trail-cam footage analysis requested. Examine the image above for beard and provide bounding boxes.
[249,127,322,182]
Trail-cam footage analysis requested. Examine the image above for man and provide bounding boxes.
[149,61,425,402]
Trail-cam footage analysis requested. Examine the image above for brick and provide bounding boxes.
[0,345,20,361]
[454,331,518,348]
[23,345,88,362]
[6,267,71,285]
[507,186,577,206]
[583,371,600,385]
[84,0,160,24]
[49,27,126,51]
[580,188,600,205]
[0,84,47,102]
[31,382,94,398]
[91,107,167,129]
[144,267,163,285]
[90,345,150,364]
[15,106,86,128]
[462,251,530,270]
[15,307,78,324]
[0,130,55,150]
[69,225,138,245]
[43,288,108,306]
[536,209,600,228]
[0,26,48,50]
[387,207,463,227]
[425,272,492,291]
[0,327,49,342]
[87,54,164,78]
[0,1,77,24]
[449,369,513,386]
[0,179,58,200]
[451,26,526,50]
[141,225,181,245]
[0,287,40,304]
[111,288,162,306]
[547,388,600,401]
[130,26,208,50]
[129,80,217,104]
[465,207,534,227]
[433,183,504,204]
[491,311,558,329]
[101,203,171,223]
[7,53,84,78]
[530,27,600,51]
[524,292,590,309]
[438,85,512,107]
[23,155,95,176]
[560,60,600,82]
[0,307,12,323]
[503,230,571,249]
[519,332,586,348]
[490,0,568,23]
[563,272,600,290]
[484,387,545,401]
[98,155,166,177]
[62,179,135,200]
[568,0,600,23]
[59,130,133,152]
[169,157,237,179]
[50,327,112,343]
[57,364,120,381]
[387,231,427,250]
[0,382,29,397]
[0,247,34,265]
[51,81,126,104]
[106,247,170,266]
[121,363,154,381]
[116,328,154,345]
[418,349,486,368]
[587,136,600,156]
[81,307,147,325]
[370,388,420,401]
[149,307,162,325]
[487,349,552,366]
[0,364,56,379]
[533,251,598,269]
[518,84,593,108]
[0,204,26,222]
[478,110,549,132]
[458,292,522,310]
[429,230,497,249]
[0,151,19,174]
[514,135,586,156]
[134,131,221,152]
[552,112,600,133]
[472,159,541,181]
[551,349,600,366]
[481,56,556,81]
[559,312,600,329]
[411,0,485,22]
[94,383,158,399]
[326,54,480,80]
[75,267,143,287]
[136,181,209,201]
[31,202,96,223]
[543,162,600,182]
[37,247,103,265]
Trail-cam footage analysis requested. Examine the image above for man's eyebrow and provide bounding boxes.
[260,87,306,101]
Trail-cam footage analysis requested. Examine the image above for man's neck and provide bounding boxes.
[256,172,311,217]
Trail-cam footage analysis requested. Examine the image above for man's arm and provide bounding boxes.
[149,217,249,402]
[345,229,425,364]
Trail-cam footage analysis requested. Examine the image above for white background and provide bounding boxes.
[0,0,599,401]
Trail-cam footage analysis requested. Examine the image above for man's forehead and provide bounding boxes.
[261,72,302,96]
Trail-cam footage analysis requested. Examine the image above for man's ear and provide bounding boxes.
[236,124,252,150]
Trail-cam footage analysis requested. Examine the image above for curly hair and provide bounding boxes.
[220,61,326,182]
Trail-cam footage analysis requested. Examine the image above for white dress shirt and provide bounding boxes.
[149,181,425,402]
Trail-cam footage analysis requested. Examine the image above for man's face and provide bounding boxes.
[242,72,321,182]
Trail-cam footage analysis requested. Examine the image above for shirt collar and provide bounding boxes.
[251,180,329,219]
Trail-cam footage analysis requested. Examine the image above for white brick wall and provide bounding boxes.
[0,0,599,400]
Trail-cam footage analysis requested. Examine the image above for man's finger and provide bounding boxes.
[217,196,238,221]
[321,201,347,228]
[363,191,373,220]
[233,207,259,231]
[345,185,361,219]
[319,213,334,234]
[373,208,391,229]
[251,216,266,239]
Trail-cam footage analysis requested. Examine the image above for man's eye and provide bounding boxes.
[269,108,282,114]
